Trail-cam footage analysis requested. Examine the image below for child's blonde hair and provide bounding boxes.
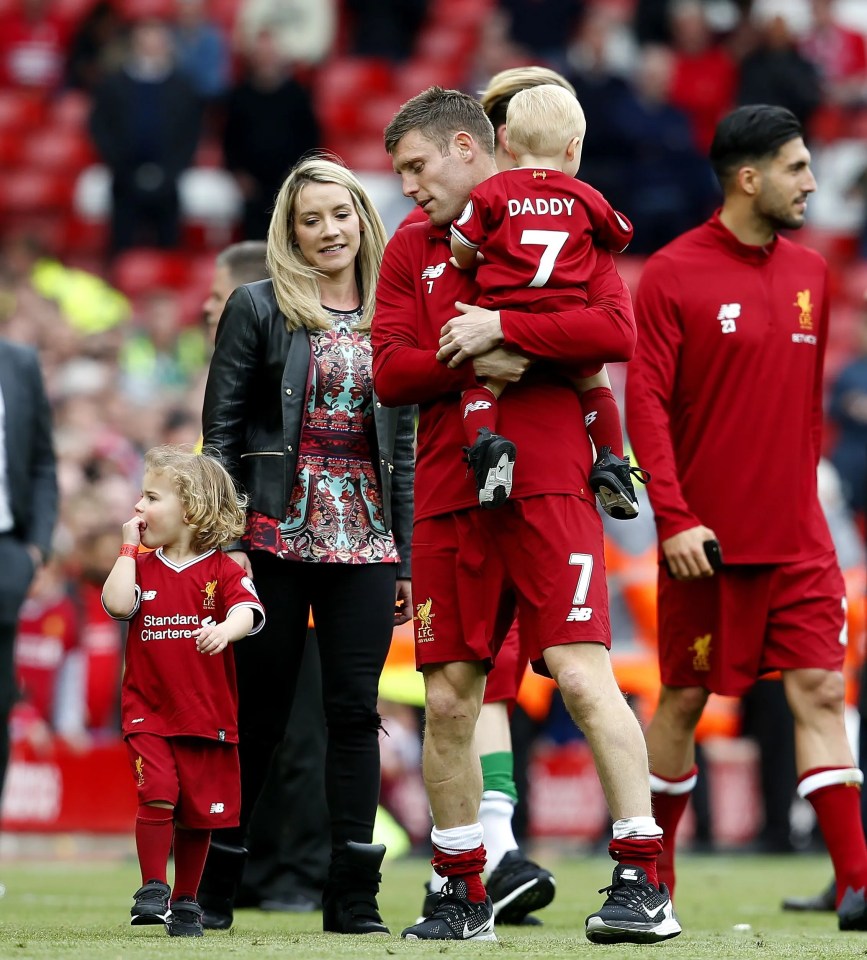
[144,445,247,553]
[506,84,586,158]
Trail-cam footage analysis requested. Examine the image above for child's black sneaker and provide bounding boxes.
[464,428,516,509]
[402,878,496,941]
[168,897,204,937]
[130,880,171,926]
[585,864,681,944]
[589,446,650,519]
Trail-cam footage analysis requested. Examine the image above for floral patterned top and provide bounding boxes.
[242,306,400,564]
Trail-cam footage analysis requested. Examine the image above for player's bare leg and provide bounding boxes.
[402,661,496,941]
[544,643,680,944]
[783,668,867,930]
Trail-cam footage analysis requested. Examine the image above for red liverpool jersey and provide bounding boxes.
[451,169,633,310]
[110,549,265,741]
[373,219,635,521]
[626,212,834,563]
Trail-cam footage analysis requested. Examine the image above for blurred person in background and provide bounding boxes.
[172,0,230,102]
[827,296,867,527]
[65,0,126,93]
[222,31,320,241]
[235,0,336,69]
[345,0,427,62]
[0,0,71,90]
[89,18,203,254]
[801,0,867,109]
[0,337,58,810]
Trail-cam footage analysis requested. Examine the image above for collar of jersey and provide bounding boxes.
[709,209,778,264]
[155,547,216,571]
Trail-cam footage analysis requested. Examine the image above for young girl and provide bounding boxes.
[102,446,265,937]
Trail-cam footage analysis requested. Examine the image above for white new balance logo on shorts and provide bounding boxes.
[209,802,225,814]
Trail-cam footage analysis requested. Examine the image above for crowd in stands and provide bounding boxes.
[1,0,867,845]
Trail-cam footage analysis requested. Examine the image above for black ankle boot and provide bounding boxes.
[322,841,389,934]
[197,841,248,930]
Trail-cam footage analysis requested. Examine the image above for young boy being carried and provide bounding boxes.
[102,445,265,938]
[450,84,648,515]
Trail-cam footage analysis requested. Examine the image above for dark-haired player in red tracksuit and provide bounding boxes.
[626,103,867,931]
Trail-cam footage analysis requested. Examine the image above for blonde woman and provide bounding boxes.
[200,155,414,934]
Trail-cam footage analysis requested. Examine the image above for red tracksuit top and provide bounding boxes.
[626,213,834,563]
[372,218,636,521]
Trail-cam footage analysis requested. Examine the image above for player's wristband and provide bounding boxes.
[119,544,138,559]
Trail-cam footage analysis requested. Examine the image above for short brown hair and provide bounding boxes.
[384,86,495,157]
[216,241,269,286]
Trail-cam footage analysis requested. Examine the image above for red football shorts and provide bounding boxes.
[483,620,524,705]
[411,495,610,675]
[657,550,847,696]
[125,732,241,829]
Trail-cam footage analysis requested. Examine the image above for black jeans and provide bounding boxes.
[220,554,397,854]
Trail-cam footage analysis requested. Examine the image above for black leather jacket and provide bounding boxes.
[202,279,414,578]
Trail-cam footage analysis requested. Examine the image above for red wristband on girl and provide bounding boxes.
[119,544,138,559]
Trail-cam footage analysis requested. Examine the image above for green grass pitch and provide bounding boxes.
[0,851,862,958]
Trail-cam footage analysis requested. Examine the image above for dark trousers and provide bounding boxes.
[240,633,330,905]
[214,555,396,857]
[0,622,15,796]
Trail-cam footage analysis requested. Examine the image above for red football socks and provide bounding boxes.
[135,804,174,885]
[431,844,488,903]
[461,387,498,446]
[650,766,698,899]
[581,387,623,458]
[172,827,212,902]
[800,767,867,905]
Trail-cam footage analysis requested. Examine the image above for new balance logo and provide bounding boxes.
[209,803,225,814]
[141,591,157,600]
[718,303,740,334]
[421,263,447,280]
[584,411,598,426]
[464,400,492,416]
[567,607,593,621]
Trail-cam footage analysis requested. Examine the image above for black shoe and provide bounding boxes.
[323,841,389,934]
[585,864,681,944]
[783,878,836,912]
[168,897,204,937]
[402,878,496,940]
[487,850,555,924]
[838,885,867,930]
[198,841,248,930]
[589,446,650,520]
[464,428,516,509]
[130,880,171,926]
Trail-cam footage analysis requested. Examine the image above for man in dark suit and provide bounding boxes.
[0,338,58,800]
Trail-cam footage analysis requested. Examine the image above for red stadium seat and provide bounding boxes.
[48,90,91,130]
[0,90,46,132]
[22,128,96,172]
[346,136,395,174]
[317,57,394,100]
[112,249,192,297]
[395,60,462,99]
[0,170,73,213]
[0,129,25,169]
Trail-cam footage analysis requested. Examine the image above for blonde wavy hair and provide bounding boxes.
[479,66,576,131]
[144,445,247,553]
[266,154,388,333]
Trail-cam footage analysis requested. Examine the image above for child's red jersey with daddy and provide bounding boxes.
[109,549,264,741]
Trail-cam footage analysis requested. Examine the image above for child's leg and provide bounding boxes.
[172,826,212,900]
[135,802,174,884]
[579,383,623,458]
[461,379,507,446]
